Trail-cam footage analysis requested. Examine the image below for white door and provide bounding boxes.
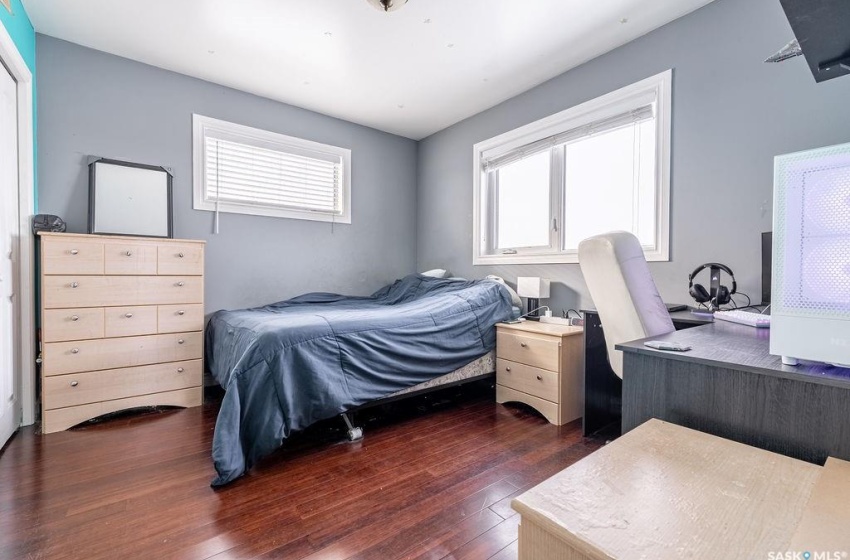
[0,61,20,447]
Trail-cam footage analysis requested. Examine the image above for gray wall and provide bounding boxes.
[36,35,418,312]
[416,0,850,314]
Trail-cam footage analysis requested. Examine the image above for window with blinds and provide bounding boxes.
[193,115,351,225]
[472,70,672,265]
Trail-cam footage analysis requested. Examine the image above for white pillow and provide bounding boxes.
[485,275,522,307]
[421,268,449,278]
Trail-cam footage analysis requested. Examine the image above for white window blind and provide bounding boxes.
[481,104,655,172]
[193,115,351,226]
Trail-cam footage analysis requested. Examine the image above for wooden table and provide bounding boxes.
[512,419,850,559]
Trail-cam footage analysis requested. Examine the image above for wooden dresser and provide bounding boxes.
[38,232,205,433]
[495,321,583,426]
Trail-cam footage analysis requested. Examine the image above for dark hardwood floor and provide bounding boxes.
[0,383,602,560]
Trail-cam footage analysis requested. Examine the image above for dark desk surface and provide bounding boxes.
[668,308,714,325]
[582,307,714,325]
[616,321,850,390]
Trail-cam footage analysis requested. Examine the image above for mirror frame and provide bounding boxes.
[88,157,174,238]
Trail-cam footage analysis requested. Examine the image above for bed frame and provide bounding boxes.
[339,350,495,440]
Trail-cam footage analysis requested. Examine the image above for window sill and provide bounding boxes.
[194,200,351,224]
[473,248,669,266]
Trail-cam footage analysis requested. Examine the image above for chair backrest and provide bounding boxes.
[578,231,674,378]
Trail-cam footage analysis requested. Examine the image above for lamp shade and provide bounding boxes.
[517,277,551,299]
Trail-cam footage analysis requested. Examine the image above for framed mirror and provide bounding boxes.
[88,157,173,238]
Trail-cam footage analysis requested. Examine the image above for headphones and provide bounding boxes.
[688,263,737,309]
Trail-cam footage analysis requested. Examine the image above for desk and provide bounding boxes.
[581,308,712,437]
[617,321,850,464]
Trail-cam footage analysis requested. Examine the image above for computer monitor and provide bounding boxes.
[761,231,772,305]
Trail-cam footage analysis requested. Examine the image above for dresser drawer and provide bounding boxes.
[42,276,204,309]
[43,359,202,410]
[158,243,204,275]
[104,241,158,275]
[42,332,203,376]
[496,358,559,402]
[42,239,104,275]
[42,308,105,343]
[104,306,158,338]
[497,331,560,371]
[158,304,204,334]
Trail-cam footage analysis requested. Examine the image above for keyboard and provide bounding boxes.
[714,310,771,328]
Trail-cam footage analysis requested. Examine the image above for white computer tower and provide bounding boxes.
[771,141,850,367]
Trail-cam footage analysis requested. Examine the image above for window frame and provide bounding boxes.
[472,70,672,265]
[485,147,563,256]
[192,114,352,224]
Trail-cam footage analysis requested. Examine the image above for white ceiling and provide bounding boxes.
[22,0,714,140]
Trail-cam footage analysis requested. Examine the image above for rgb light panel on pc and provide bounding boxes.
[801,166,850,307]
[774,145,850,317]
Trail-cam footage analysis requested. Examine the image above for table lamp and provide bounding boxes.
[517,277,551,318]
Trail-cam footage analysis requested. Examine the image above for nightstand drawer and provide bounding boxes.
[496,358,559,402]
[497,331,560,371]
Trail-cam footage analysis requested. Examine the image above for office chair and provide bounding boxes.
[578,231,674,378]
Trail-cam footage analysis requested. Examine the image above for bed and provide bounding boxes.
[206,274,516,486]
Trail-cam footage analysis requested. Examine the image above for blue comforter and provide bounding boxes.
[206,274,514,486]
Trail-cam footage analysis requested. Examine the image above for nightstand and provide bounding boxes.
[495,321,583,425]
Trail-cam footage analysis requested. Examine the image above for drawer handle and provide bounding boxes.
[505,366,511,372]
[178,339,185,344]
[125,250,133,257]
[125,313,134,318]
[536,375,542,381]
[70,315,80,321]
[70,381,78,387]
[177,310,185,316]
[177,367,185,373]
[70,249,78,255]
[178,252,184,258]
[70,282,79,288]
[177,281,185,287]
[70,348,79,354]
[520,342,527,348]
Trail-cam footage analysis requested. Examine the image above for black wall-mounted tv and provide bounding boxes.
[779,0,850,83]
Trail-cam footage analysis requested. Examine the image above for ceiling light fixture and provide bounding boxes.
[366,0,408,13]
